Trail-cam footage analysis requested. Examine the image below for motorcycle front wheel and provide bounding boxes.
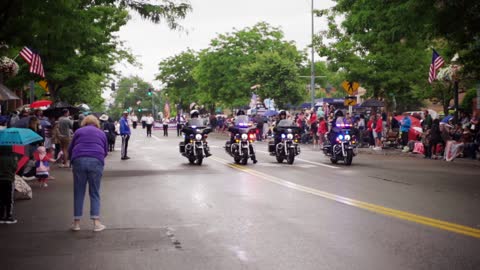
[345,149,353,166]
[196,157,203,166]
[276,156,284,163]
[234,156,241,164]
[286,150,295,165]
[330,158,338,164]
[188,157,195,164]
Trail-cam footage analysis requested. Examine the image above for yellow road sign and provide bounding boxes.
[344,96,357,106]
[341,81,359,95]
[38,80,49,92]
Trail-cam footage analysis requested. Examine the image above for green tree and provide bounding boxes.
[241,49,304,108]
[108,76,156,119]
[0,0,191,105]
[193,22,304,111]
[298,61,348,99]
[317,1,432,112]
[156,49,199,111]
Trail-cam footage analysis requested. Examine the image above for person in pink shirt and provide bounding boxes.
[317,117,328,146]
[374,113,383,149]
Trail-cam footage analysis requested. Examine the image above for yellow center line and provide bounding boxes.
[210,156,480,239]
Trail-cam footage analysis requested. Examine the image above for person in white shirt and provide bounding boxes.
[140,115,147,129]
[131,114,138,129]
[145,113,155,137]
[162,117,169,137]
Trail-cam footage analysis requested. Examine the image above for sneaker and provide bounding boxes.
[4,217,17,224]
[93,223,106,232]
[121,156,130,160]
[70,223,80,231]
[43,183,48,187]
[0,218,5,224]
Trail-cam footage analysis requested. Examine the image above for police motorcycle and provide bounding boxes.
[179,110,212,165]
[268,118,301,164]
[225,111,258,165]
[322,112,357,166]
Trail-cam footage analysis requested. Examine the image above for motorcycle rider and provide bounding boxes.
[273,110,289,145]
[327,110,345,147]
[228,110,247,143]
[182,110,212,157]
[228,110,257,163]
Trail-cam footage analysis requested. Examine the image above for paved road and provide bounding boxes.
[1,128,480,270]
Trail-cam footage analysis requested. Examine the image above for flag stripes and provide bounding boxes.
[428,49,444,83]
[19,46,45,78]
[19,47,33,64]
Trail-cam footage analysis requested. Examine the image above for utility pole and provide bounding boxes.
[310,0,315,109]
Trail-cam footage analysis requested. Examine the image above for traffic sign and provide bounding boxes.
[344,96,357,106]
[341,81,360,95]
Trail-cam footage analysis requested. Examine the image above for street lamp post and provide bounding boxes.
[310,0,315,109]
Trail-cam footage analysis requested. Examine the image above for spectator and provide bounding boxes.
[162,117,169,136]
[374,113,383,150]
[145,113,154,137]
[68,115,108,232]
[367,115,375,147]
[58,109,73,168]
[400,112,411,146]
[0,146,17,224]
[422,110,432,131]
[120,111,131,160]
[422,128,432,158]
[318,117,328,146]
[429,119,442,159]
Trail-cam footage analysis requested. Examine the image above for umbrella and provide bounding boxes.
[441,115,453,123]
[0,83,20,101]
[30,100,52,109]
[395,115,422,141]
[0,127,43,146]
[77,103,91,112]
[361,99,384,107]
[43,101,80,118]
[263,110,278,117]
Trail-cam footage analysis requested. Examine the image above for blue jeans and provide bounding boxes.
[72,157,104,219]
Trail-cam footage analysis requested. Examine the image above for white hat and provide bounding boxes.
[99,114,109,121]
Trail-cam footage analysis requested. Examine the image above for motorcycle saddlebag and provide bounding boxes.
[268,142,275,153]
[179,142,185,153]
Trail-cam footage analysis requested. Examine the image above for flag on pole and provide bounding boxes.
[164,101,171,119]
[428,49,444,83]
[19,46,45,78]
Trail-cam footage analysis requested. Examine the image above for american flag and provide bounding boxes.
[19,46,45,78]
[428,49,444,83]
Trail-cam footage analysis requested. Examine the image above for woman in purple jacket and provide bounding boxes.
[68,115,108,232]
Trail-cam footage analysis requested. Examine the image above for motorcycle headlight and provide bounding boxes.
[337,134,344,140]
[281,134,286,139]
[344,135,351,141]
[195,134,202,140]
[241,134,248,140]
[287,133,293,140]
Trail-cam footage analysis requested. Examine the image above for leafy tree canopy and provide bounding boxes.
[0,0,191,109]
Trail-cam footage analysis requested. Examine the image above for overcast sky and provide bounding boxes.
[114,0,335,88]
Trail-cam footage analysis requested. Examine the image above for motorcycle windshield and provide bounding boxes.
[187,118,205,128]
[235,115,250,128]
[277,119,295,127]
